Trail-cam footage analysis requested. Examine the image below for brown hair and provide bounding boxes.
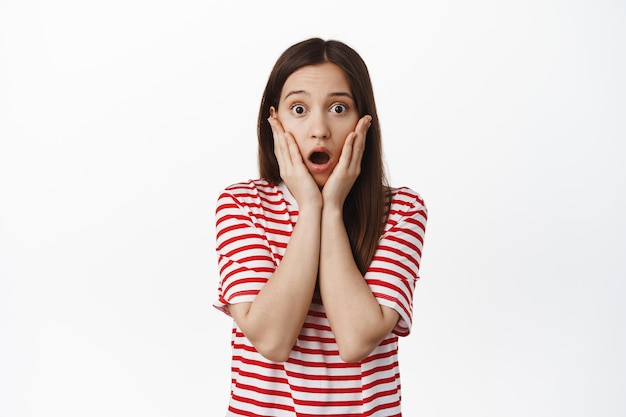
[257,38,388,274]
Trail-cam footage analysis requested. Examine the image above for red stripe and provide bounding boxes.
[385,234,422,258]
[363,349,398,364]
[267,240,287,249]
[215,212,249,228]
[291,344,340,357]
[256,224,292,237]
[293,397,363,407]
[233,382,292,398]
[229,289,261,299]
[296,411,364,417]
[231,199,288,216]
[222,243,273,259]
[302,321,332,332]
[235,368,289,385]
[404,215,426,232]
[396,223,425,244]
[298,334,337,344]
[227,405,275,417]
[217,233,266,252]
[222,277,267,296]
[367,273,413,298]
[284,369,362,381]
[216,217,251,235]
[364,400,401,416]
[362,372,400,390]
[231,394,295,412]
[362,361,399,378]
[289,383,362,394]
[363,387,400,404]
[374,245,420,271]
[235,356,286,372]
[287,357,361,369]
[372,255,418,279]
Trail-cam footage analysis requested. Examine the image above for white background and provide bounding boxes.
[1,0,625,416]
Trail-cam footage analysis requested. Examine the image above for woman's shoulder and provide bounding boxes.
[387,186,427,212]
[221,178,275,193]
[218,179,284,205]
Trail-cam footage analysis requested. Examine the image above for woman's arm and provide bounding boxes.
[229,205,321,362]
[318,206,400,363]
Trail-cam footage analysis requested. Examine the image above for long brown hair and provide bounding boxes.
[257,38,388,274]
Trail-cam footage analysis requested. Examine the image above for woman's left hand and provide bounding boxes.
[322,114,372,209]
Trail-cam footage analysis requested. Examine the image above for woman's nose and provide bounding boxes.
[309,112,330,139]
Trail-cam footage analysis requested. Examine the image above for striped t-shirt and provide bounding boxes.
[213,179,427,416]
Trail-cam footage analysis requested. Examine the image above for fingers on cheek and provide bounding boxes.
[345,132,356,147]
[362,116,372,135]
[359,118,368,133]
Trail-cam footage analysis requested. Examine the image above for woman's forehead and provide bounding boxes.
[280,62,351,100]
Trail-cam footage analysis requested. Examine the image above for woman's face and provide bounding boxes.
[275,62,360,188]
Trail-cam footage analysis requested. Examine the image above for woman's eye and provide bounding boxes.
[290,105,306,115]
[331,104,348,114]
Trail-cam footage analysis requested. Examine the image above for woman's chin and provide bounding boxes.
[312,174,329,189]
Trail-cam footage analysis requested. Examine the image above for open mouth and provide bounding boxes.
[309,151,330,165]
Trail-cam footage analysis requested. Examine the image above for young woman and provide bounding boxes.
[214,38,427,416]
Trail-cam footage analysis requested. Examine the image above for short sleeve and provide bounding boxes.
[364,188,427,336]
[212,190,276,316]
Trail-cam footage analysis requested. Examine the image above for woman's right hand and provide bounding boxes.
[268,108,322,210]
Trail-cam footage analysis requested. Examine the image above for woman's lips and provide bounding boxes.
[308,150,332,173]
[310,151,330,165]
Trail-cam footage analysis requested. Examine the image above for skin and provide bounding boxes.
[229,62,399,363]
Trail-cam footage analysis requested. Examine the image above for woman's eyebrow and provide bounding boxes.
[328,92,354,100]
[283,90,354,100]
[283,90,308,100]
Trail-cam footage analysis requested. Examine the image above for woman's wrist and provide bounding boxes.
[297,199,323,216]
[321,203,343,219]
